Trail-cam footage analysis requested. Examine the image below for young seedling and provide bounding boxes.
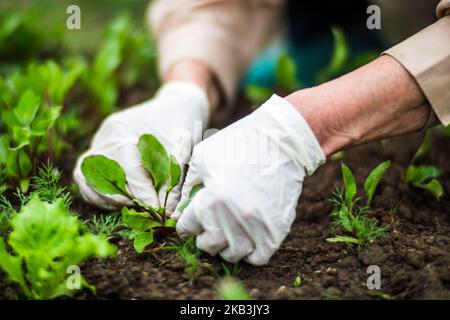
[326,161,390,247]
[164,236,201,286]
[0,195,116,299]
[85,214,127,241]
[217,277,253,300]
[293,274,302,288]
[403,132,443,199]
[81,133,181,253]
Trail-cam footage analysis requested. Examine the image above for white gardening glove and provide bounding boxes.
[173,95,325,266]
[73,81,209,210]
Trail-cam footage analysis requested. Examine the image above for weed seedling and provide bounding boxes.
[293,275,302,288]
[326,161,390,247]
[85,214,126,241]
[403,132,443,199]
[164,236,201,286]
[81,134,181,253]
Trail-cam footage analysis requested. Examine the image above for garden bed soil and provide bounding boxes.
[1,100,449,300]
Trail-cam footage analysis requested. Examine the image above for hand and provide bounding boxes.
[73,81,209,210]
[173,95,325,265]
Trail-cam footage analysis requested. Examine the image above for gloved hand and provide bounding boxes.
[73,81,209,210]
[173,95,325,266]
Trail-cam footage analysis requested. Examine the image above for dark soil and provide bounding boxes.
[1,100,449,300]
[77,129,450,300]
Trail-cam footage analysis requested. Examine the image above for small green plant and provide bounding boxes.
[0,59,85,191]
[221,262,241,277]
[217,277,252,300]
[403,132,443,199]
[0,195,116,299]
[85,214,127,241]
[82,15,158,117]
[165,236,201,286]
[81,134,181,253]
[293,274,302,287]
[326,161,390,246]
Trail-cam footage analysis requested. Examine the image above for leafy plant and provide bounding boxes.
[217,277,252,300]
[326,161,390,246]
[403,132,443,199]
[82,15,158,117]
[0,195,116,299]
[221,262,241,277]
[81,134,181,253]
[0,59,85,191]
[293,274,302,287]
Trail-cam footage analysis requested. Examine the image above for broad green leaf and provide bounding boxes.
[276,53,298,91]
[316,26,349,83]
[81,155,129,197]
[244,84,272,104]
[412,132,432,162]
[0,135,8,163]
[416,179,443,200]
[18,149,32,178]
[133,230,154,253]
[167,155,181,193]
[405,165,440,185]
[326,236,360,245]
[121,207,161,231]
[164,218,177,228]
[177,183,204,213]
[138,134,170,192]
[341,163,356,209]
[31,106,61,136]
[2,109,20,128]
[364,160,391,206]
[10,126,31,150]
[14,90,40,126]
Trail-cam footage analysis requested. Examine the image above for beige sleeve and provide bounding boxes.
[383,0,450,126]
[147,0,283,104]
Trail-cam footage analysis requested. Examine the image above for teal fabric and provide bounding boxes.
[242,32,383,89]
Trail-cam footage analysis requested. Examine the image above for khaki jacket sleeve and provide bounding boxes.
[147,0,283,104]
[384,0,450,126]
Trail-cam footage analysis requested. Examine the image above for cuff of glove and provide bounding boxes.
[156,81,210,122]
[259,94,326,175]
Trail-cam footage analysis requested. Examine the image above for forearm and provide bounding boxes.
[286,55,434,157]
[165,60,221,113]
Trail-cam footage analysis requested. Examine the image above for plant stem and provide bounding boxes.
[161,191,170,224]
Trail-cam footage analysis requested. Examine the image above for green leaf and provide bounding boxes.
[0,238,28,294]
[326,236,360,245]
[1,196,116,299]
[10,126,31,150]
[316,26,349,83]
[14,90,40,126]
[121,207,161,231]
[405,165,441,185]
[364,160,391,206]
[167,155,181,193]
[177,183,204,213]
[244,84,272,104]
[31,106,61,136]
[138,134,170,193]
[275,53,298,91]
[412,132,432,162]
[164,218,177,228]
[416,179,444,200]
[133,230,154,253]
[341,163,356,209]
[81,155,129,197]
